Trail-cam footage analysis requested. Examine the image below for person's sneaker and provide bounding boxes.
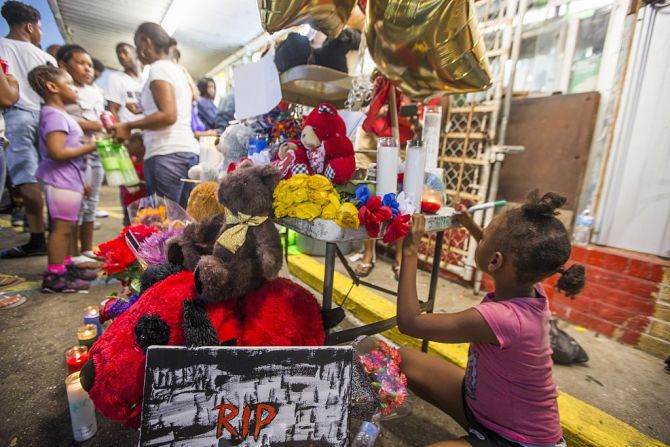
[41,272,90,293]
[95,210,109,218]
[11,208,24,227]
[82,250,103,261]
[67,264,98,281]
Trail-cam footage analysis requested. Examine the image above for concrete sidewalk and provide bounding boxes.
[286,251,670,446]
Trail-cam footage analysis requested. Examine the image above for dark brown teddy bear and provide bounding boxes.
[192,164,283,301]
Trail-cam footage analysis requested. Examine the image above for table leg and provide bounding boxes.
[422,231,444,352]
[323,242,336,335]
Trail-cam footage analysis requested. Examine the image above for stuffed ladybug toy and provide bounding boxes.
[276,103,356,184]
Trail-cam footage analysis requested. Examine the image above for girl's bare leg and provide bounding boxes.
[400,347,469,430]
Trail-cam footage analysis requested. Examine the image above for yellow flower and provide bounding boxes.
[307,175,333,191]
[336,203,360,228]
[273,180,288,199]
[293,187,309,203]
[287,174,310,190]
[294,202,322,221]
[327,192,341,207]
[309,190,330,205]
[274,204,289,218]
[321,202,339,220]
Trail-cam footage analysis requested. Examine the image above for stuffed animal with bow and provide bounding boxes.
[276,103,355,184]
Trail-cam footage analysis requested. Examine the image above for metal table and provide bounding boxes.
[277,207,459,352]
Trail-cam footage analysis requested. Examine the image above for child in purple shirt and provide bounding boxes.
[28,65,97,293]
[398,191,585,447]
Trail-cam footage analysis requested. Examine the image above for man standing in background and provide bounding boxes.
[105,42,144,123]
[0,0,56,258]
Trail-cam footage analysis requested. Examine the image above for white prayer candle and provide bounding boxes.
[403,140,427,208]
[65,371,97,442]
[376,137,399,197]
[422,105,442,169]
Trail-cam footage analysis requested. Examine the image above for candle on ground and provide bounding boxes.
[77,324,98,349]
[65,346,90,374]
[83,305,103,336]
[65,371,97,442]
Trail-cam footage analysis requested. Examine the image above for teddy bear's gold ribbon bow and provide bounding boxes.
[216,212,268,254]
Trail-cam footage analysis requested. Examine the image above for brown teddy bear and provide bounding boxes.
[183,164,283,301]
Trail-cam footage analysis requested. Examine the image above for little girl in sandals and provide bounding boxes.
[397,191,585,447]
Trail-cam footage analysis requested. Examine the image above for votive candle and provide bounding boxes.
[376,137,399,197]
[83,305,103,336]
[77,324,98,349]
[65,346,89,374]
[403,140,427,211]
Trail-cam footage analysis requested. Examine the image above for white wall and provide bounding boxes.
[594,4,670,257]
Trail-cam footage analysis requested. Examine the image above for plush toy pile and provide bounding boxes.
[81,164,326,428]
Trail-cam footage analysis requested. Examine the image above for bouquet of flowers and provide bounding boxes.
[356,339,408,416]
[127,195,192,230]
[273,174,360,228]
[352,185,411,243]
[95,224,159,287]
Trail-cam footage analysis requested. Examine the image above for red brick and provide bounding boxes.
[626,259,654,281]
[618,329,643,345]
[587,265,659,299]
[568,309,617,336]
[622,314,651,334]
[586,250,629,271]
[651,264,665,283]
[588,301,635,325]
[570,245,587,263]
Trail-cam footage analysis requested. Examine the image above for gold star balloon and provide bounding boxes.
[258,0,357,38]
[365,0,493,99]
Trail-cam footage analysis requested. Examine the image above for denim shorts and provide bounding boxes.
[144,152,198,209]
[3,107,40,186]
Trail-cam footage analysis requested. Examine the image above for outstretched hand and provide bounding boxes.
[402,214,425,256]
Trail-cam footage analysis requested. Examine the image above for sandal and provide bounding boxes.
[392,264,401,281]
[354,261,375,278]
[0,293,27,310]
[0,274,22,288]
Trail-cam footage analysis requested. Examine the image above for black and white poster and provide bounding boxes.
[140,346,353,447]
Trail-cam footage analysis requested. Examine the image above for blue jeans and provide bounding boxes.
[3,107,40,186]
[144,152,198,209]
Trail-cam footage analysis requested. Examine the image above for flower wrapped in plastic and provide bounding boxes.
[95,224,159,286]
[127,194,193,230]
[355,337,408,417]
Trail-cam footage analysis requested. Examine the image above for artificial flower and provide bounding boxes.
[287,174,310,190]
[293,187,309,203]
[359,206,381,238]
[137,227,184,266]
[309,190,330,205]
[321,202,339,220]
[354,184,371,209]
[306,175,333,191]
[382,193,400,217]
[383,214,411,243]
[336,203,359,228]
[294,202,322,221]
[274,205,289,218]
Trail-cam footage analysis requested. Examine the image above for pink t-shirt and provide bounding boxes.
[465,286,562,445]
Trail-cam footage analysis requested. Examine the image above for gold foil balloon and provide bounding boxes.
[365,0,493,99]
[258,0,357,38]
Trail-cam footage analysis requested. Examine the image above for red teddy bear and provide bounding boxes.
[276,103,356,184]
[81,270,324,428]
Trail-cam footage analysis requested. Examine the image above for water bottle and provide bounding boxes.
[572,209,594,246]
[351,421,380,446]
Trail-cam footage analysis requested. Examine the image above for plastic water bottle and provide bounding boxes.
[572,209,594,246]
[351,421,380,446]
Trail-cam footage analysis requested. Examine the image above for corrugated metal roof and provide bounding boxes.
[48,0,263,78]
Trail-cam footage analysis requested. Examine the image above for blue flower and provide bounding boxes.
[382,193,400,217]
[354,185,371,209]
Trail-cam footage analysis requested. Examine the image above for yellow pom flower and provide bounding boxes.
[321,202,339,220]
[274,204,289,218]
[294,202,322,221]
[293,187,309,203]
[309,190,330,205]
[327,192,341,207]
[307,175,333,191]
[287,174,310,190]
[336,203,360,228]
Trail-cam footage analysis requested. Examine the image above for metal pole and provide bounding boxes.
[422,231,444,352]
[323,242,337,335]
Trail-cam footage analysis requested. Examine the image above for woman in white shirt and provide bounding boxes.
[111,22,199,208]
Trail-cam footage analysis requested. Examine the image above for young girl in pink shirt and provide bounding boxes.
[398,191,585,447]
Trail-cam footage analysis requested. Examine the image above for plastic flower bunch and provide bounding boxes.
[95,224,159,286]
[353,185,411,243]
[358,341,408,416]
[273,174,360,228]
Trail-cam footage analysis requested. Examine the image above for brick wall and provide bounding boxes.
[480,245,670,358]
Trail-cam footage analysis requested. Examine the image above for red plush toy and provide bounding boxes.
[276,103,355,184]
[81,271,324,428]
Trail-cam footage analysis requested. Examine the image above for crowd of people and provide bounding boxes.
[0,1,233,292]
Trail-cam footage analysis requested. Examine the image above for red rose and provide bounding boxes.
[383,214,411,243]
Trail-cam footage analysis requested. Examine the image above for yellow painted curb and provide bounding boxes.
[287,253,666,447]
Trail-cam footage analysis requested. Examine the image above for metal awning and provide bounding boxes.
[48,0,264,78]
